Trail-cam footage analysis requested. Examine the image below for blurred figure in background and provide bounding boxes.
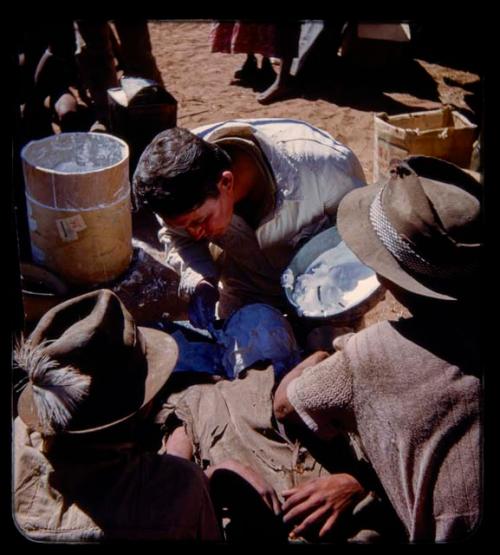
[18,21,92,141]
[76,20,164,130]
[210,21,301,104]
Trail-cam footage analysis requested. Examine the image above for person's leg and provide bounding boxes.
[232,53,258,81]
[256,22,300,104]
[21,22,78,139]
[258,56,277,86]
[76,20,118,128]
[112,20,164,85]
[256,55,294,104]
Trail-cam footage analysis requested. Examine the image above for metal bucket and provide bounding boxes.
[282,226,383,326]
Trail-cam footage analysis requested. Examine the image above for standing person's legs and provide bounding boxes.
[37,23,91,132]
[76,20,119,127]
[112,20,164,85]
[256,56,294,104]
[232,53,258,81]
[256,22,301,104]
[21,22,78,139]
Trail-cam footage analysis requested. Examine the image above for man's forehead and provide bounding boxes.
[164,204,207,227]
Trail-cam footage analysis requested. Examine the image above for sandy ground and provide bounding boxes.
[111,21,480,335]
[147,22,480,183]
[22,21,482,338]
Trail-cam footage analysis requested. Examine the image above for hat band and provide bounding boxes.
[369,188,457,279]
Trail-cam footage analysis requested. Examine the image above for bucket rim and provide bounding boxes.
[20,132,130,176]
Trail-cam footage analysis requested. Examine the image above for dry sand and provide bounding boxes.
[115,21,481,329]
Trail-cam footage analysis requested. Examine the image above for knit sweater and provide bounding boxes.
[288,318,481,542]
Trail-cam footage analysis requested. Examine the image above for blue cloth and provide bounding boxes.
[170,331,227,377]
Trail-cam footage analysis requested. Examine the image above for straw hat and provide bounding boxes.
[16,289,178,435]
[337,156,482,301]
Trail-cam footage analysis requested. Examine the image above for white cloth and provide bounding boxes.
[157,118,366,310]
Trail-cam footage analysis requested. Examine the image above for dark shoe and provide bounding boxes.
[259,58,277,84]
[233,55,259,82]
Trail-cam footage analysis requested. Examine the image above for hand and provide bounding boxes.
[282,473,366,540]
[206,459,282,516]
[188,280,219,329]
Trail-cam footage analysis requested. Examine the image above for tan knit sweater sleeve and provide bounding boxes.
[286,349,353,441]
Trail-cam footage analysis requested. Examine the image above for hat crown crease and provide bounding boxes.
[369,164,479,280]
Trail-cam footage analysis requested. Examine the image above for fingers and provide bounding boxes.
[220,460,282,516]
[292,505,330,536]
[282,482,317,513]
[256,486,282,517]
[269,490,282,516]
[319,511,341,538]
[257,481,281,515]
[282,488,297,498]
[282,496,322,524]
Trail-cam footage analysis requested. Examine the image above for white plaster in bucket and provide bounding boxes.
[21,132,128,174]
[21,132,132,286]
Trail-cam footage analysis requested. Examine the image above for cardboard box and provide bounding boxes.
[373,106,478,181]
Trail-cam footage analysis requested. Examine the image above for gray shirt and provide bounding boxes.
[288,318,481,542]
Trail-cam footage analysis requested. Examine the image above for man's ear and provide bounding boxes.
[219,170,234,192]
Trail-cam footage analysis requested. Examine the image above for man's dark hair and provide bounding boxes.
[132,127,232,218]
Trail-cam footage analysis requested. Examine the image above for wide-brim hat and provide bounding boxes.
[17,289,178,435]
[337,156,482,301]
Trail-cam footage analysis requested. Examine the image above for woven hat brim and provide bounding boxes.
[337,184,456,301]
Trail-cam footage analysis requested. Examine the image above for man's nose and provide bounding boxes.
[188,226,205,240]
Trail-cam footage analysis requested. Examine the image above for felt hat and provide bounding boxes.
[337,156,482,301]
[16,289,178,435]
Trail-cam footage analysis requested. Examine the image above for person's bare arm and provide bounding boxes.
[273,351,329,423]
